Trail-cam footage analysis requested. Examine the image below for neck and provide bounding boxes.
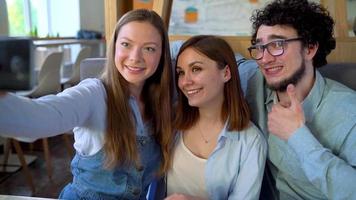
[277,68,315,106]
[129,83,143,100]
[199,101,224,123]
[194,106,224,146]
[198,105,224,127]
[129,84,146,119]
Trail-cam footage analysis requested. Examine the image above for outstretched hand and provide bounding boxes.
[268,84,305,140]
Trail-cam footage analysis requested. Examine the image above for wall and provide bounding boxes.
[0,0,9,36]
[346,0,356,36]
[50,0,80,37]
[79,0,105,34]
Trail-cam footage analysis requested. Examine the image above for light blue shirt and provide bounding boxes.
[203,122,266,200]
[245,69,356,200]
[0,78,161,199]
[160,122,267,200]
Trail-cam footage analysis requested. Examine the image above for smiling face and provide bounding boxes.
[115,21,162,93]
[176,47,230,109]
[255,25,308,92]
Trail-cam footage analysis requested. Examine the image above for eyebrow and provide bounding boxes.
[118,37,160,46]
[255,34,289,44]
[176,61,203,70]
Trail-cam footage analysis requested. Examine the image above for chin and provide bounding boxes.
[187,101,200,108]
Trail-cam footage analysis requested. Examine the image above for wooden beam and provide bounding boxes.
[104,0,119,43]
[104,0,133,44]
[328,37,356,62]
[152,0,172,29]
[321,0,348,38]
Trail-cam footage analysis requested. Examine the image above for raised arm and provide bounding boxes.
[0,79,106,140]
[287,123,356,199]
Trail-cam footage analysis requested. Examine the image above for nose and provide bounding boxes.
[129,47,143,62]
[179,72,193,87]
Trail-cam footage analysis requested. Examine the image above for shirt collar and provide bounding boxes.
[218,119,248,142]
[217,120,229,142]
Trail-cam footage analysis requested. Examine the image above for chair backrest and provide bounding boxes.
[318,62,356,90]
[66,46,91,85]
[80,57,106,80]
[30,51,63,97]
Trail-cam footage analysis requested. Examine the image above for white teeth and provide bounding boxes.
[126,65,143,71]
[267,66,282,72]
[187,89,200,95]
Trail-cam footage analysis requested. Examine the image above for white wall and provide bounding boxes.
[347,0,356,36]
[79,0,104,33]
[0,0,9,36]
[50,0,80,37]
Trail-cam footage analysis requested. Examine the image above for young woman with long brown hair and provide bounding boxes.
[165,35,266,200]
[0,9,173,199]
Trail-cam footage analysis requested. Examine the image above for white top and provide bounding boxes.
[167,133,209,199]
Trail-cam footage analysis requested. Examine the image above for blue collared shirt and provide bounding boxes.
[245,69,356,200]
[165,122,266,200]
[205,122,266,200]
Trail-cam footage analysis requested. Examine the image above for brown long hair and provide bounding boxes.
[174,35,250,132]
[101,9,173,175]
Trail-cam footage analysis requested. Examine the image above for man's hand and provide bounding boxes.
[268,84,305,140]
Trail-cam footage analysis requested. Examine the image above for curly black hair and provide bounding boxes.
[250,0,336,68]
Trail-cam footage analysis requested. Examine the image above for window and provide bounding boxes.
[6,0,80,37]
[6,0,27,36]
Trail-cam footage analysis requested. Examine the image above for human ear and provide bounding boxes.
[305,43,318,60]
[222,65,231,82]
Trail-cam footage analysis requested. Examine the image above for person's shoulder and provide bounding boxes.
[242,122,266,141]
[322,79,356,116]
[226,122,266,145]
[324,79,356,105]
[224,122,267,158]
[78,78,103,87]
[76,78,106,92]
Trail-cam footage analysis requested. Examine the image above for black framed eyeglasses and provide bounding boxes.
[248,37,302,60]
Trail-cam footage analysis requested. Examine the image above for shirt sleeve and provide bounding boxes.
[0,78,106,140]
[288,124,356,199]
[229,128,267,200]
[236,54,259,95]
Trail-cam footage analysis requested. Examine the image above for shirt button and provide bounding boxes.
[132,188,140,195]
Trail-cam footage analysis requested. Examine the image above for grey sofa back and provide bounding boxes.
[318,63,356,90]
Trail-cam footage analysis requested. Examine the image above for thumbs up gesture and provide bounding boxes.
[268,84,305,140]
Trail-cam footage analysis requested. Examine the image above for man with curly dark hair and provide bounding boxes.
[245,0,356,199]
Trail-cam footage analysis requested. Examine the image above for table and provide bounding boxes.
[0,195,55,200]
